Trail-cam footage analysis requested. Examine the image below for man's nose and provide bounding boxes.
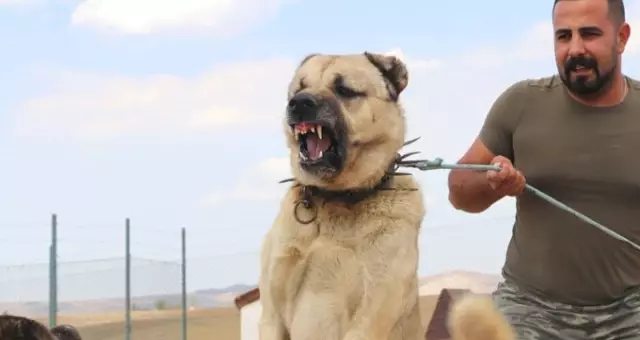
[567,36,587,57]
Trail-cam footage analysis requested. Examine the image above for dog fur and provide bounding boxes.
[258,52,425,340]
[448,294,516,340]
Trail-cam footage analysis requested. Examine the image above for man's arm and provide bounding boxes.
[448,80,528,213]
[448,138,504,213]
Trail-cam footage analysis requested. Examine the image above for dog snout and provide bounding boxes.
[288,92,319,112]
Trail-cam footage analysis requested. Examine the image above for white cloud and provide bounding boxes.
[13,10,640,161]
[200,156,290,207]
[385,48,443,71]
[70,0,295,36]
[10,50,443,142]
[12,58,296,140]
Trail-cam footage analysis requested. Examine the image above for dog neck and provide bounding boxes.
[280,137,423,224]
[301,172,394,205]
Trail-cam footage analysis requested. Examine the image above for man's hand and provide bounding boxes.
[486,156,526,197]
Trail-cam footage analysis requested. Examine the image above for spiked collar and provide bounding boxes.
[279,137,423,224]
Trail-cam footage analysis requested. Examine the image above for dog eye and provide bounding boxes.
[335,84,364,98]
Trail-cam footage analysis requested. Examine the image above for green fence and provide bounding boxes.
[0,214,193,340]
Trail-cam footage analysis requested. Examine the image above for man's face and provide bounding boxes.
[552,0,623,96]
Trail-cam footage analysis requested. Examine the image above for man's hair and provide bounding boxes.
[0,314,57,340]
[50,324,82,340]
[553,0,626,25]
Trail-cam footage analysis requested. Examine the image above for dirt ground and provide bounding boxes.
[36,307,239,340]
[31,295,444,340]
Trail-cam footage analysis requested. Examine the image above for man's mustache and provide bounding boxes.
[565,56,597,71]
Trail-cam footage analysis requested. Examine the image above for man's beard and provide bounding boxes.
[559,55,615,96]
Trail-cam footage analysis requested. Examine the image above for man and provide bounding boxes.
[448,0,640,338]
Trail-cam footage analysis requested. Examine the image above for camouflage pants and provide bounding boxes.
[493,280,640,339]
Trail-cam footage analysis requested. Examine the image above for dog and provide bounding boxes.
[258,51,426,340]
[448,294,515,340]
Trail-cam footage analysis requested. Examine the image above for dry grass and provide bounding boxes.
[28,295,442,340]
[35,307,239,340]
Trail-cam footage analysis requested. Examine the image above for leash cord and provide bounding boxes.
[410,157,640,252]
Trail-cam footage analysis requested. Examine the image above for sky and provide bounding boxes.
[2,0,640,302]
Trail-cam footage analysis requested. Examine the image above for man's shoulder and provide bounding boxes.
[507,75,564,94]
[626,75,640,92]
[495,75,562,106]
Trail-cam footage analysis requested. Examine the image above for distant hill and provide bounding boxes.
[0,270,503,318]
[0,283,254,318]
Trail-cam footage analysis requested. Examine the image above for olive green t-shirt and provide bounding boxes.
[479,74,640,306]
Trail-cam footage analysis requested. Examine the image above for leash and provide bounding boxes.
[279,136,640,251]
[401,157,640,252]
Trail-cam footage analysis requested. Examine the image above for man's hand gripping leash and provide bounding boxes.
[397,137,640,252]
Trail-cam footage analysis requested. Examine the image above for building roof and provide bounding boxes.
[234,287,259,310]
[424,288,472,340]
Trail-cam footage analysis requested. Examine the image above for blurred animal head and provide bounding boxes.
[50,324,82,340]
[0,314,57,340]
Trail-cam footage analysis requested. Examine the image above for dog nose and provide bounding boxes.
[288,92,318,110]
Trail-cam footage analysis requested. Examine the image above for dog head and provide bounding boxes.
[284,52,408,191]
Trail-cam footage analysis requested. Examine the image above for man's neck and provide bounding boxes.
[566,73,628,108]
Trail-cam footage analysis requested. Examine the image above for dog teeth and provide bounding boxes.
[293,123,323,139]
[299,151,307,160]
[294,125,307,135]
[318,151,323,158]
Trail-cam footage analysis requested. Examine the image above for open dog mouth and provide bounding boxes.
[292,122,338,163]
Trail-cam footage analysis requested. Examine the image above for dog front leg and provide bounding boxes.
[258,272,289,340]
[259,231,290,340]
[259,306,288,340]
[342,226,420,340]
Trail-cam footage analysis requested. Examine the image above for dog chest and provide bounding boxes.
[271,238,364,328]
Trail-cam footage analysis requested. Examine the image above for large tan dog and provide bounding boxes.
[258,52,425,340]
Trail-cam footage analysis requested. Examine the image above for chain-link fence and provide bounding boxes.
[0,214,250,340]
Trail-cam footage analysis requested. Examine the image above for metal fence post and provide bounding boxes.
[125,218,131,340]
[49,213,58,328]
[181,227,187,340]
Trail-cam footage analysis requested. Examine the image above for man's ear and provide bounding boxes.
[617,22,631,53]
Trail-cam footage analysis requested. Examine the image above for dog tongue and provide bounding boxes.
[306,134,331,160]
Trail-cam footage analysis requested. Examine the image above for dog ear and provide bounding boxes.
[364,51,408,100]
[298,53,319,68]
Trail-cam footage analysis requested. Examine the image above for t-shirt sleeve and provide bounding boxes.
[478,80,528,162]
